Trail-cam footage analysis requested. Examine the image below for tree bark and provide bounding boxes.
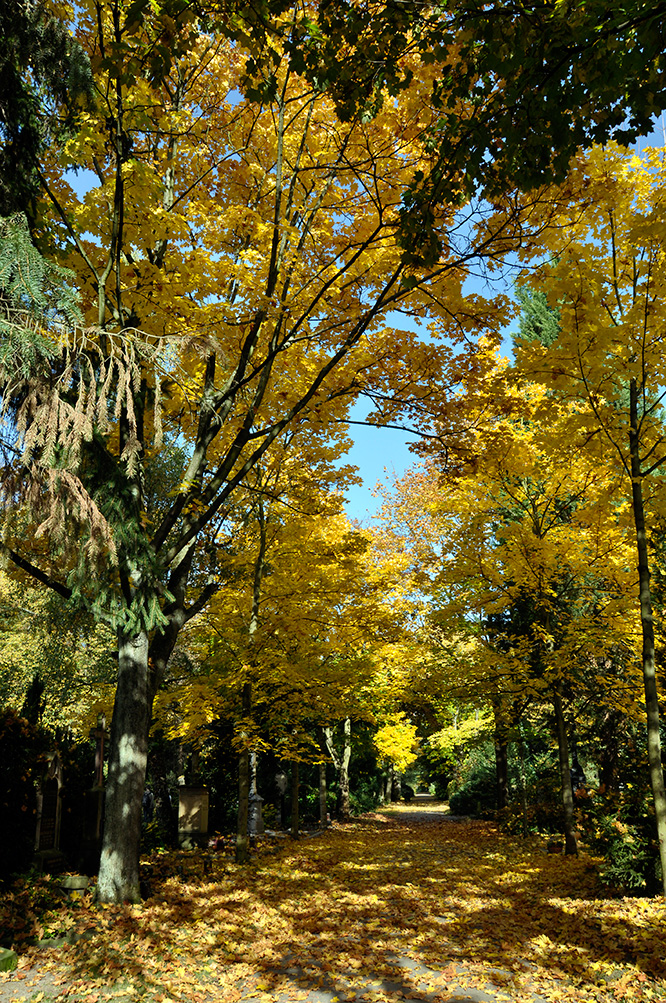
[290,760,299,839]
[319,761,328,827]
[598,709,622,793]
[337,717,352,817]
[552,689,578,856]
[629,380,666,893]
[494,736,509,812]
[97,630,149,903]
[235,681,252,864]
[323,719,352,818]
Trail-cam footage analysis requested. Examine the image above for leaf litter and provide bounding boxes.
[1,806,665,1003]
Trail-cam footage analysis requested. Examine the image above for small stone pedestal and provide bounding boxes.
[248,792,264,835]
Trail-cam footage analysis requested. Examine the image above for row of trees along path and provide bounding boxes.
[2,799,666,1003]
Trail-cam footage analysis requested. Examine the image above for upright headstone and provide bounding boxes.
[178,786,209,848]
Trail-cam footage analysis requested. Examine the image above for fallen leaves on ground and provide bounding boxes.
[2,805,666,1003]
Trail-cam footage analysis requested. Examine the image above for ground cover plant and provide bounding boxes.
[1,803,665,1003]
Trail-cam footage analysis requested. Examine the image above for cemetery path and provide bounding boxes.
[1,799,665,1003]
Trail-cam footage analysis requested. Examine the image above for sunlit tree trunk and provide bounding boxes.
[630,380,666,893]
[98,630,149,903]
[323,719,352,818]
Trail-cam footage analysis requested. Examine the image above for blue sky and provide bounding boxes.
[341,280,518,525]
[341,120,666,525]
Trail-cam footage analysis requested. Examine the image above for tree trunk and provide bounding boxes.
[236,681,252,864]
[598,709,622,793]
[495,738,508,811]
[629,385,666,893]
[323,719,352,819]
[290,760,299,839]
[97,630,149,903]
[319,761,328,827]
[518,730,528,838]
[337,717,351,817]
[552,689,578,856]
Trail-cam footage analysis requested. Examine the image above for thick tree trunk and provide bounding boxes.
[236,681,252,864]
[323,719,352,819]
[97,630,149,903]
[552,689,578,856]
[629,388,666,893]
[290,760,299,839]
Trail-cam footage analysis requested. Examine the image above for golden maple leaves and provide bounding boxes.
[3,807,666,1003]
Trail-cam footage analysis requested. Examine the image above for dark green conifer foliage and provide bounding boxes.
[0,0,91,219]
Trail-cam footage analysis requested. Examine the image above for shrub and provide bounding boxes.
[578,785,661,894]
[349,779,381,816]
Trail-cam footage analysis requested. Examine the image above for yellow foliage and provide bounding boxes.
[373,713,419,773]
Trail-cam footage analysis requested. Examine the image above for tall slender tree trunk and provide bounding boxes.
[492,697,509,811]
[495,738,508,812]
[97,630,149,903]
[291,760,300,839]
[552,689,578,856]
[236,681,251,864]
[337,717,352,817]
[630,380,666,893]
[518,729,529,839]
[319,761,328,827]
[387,762,395,803]
[236,503,266,865]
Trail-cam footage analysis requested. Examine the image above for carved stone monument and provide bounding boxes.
[178,786,209,848]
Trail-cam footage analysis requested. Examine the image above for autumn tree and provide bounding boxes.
[377,360,642,848]
[0,0,539,901]
[509,142,666,889]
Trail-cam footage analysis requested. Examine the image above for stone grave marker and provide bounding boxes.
[178,786,209,848]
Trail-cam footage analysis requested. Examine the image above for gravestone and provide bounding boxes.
[178,786,209,848]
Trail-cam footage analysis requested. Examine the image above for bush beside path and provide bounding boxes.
[1,801,665,1003]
